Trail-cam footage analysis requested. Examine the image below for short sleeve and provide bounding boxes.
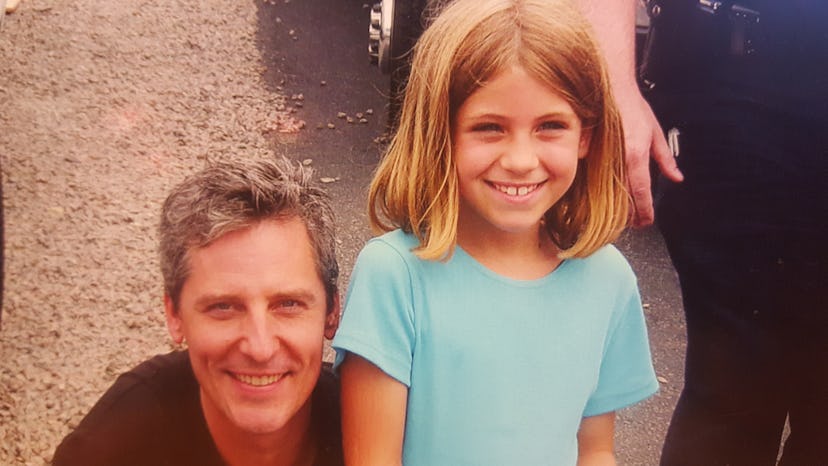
[583,283,659,417]
[332,239,417,387]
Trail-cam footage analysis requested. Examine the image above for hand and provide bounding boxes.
[614,89,684,227]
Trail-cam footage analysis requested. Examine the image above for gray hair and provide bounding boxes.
[159,157,339,311]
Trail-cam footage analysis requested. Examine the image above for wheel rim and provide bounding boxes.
[368,0,394,73]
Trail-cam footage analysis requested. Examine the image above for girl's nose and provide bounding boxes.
[500,135,539,173]
[239,312,278,362]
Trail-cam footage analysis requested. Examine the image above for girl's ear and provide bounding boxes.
[324,294,342,340]
[578,130,592,159]
[164,294,185,344]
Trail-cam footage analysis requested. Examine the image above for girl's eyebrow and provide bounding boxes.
[465,111,577,121]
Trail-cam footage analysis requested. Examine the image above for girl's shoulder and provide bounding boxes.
[354,230,454,283]
[567,244,636,283]
[583,243,630,266]
[369,229,420,251]
[360,229,428,260]
[353,229,422,270]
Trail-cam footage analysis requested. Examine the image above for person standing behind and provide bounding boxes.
[332,0,659,464]
[53,158,344,466]
[578,1,828,464]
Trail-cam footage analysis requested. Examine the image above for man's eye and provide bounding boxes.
[207,302,235,312]
[274,299,304,312]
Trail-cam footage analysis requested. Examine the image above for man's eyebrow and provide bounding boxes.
[192,290,320,307]
[192,293,237,308]
[270,289,320,304]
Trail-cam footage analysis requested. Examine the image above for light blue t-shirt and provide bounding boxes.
[333,230,658,465]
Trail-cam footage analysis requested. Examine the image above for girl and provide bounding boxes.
[333,0,659,464]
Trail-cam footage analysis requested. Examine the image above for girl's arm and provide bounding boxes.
[577,411,617,466]
[339,353,408,466]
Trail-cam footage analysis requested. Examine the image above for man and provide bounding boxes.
[53,158,344,466]
[579,1,828,465]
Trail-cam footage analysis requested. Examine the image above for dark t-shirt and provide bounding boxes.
[52,351,343,466]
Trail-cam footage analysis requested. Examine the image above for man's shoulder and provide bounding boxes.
[52,351,218,466]
[81,351,196,416]
[129,350,196,393]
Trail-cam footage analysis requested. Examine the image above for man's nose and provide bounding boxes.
[500,134,539,173]
[239,311,277,362]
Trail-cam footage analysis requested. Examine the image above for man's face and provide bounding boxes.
[164,217,339,436]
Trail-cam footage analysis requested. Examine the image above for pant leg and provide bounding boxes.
[657,224,789,466]
[776,239,828,466]
[652,104,828,466]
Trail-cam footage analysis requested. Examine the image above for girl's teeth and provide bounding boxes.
[497,184,537,196]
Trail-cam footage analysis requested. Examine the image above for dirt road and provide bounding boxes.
[0,1,308,463]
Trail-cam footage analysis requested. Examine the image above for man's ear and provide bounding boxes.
[164,294,185,344]
[324,294,341,340]
[578,129,592,159]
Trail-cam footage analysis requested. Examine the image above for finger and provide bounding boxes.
[651,125,684,182]
[630,176,654,228]
[625,150,655,228]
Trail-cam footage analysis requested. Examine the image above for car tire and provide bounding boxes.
[386,0,427,128]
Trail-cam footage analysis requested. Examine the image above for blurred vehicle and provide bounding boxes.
[367,0,434,127]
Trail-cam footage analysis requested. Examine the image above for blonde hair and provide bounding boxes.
[369,0,629,260]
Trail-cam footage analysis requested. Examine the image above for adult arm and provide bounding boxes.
[576,0,683,227]
[339,353,408,466]
[577,412,617,466]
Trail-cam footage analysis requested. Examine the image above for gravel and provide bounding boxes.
[0,1,298,463]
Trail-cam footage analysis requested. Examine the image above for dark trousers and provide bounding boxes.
[652,98,828,466]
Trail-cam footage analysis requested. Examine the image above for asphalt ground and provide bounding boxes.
[254,1,686,463]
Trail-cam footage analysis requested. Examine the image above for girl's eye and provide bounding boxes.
[471,122,502,133]
[538,121,566,131]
